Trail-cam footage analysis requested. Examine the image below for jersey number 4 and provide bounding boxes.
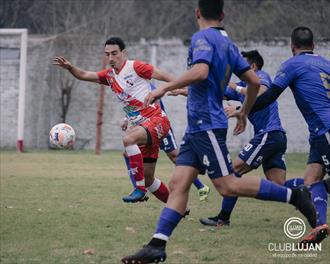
[320,73,330,99]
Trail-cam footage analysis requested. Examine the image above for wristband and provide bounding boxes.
[235,86,243,93]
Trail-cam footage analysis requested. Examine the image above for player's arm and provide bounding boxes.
[151,67,175,82]
[168,87,189,97]
[53,56,100,83]
[144,63,208,106]
[249,84,284,113]
[228,81,267,96]
[231,69,260,135]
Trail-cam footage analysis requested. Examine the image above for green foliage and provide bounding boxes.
[0,150,329,263]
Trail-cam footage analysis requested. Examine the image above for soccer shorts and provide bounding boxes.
[139,115,171,160]
[176,129,233,179]
[238,130,287,172]
[307,131,330,175]
[160,128,177,153]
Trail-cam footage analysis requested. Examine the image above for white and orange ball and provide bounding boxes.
[49,123,76,149]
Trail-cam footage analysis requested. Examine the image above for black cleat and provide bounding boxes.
[183,209,190,218]
[300,224,330,247]
[199,216,230,227]
[121,245,166,264]
[122,188,149,203]
[291,186,317,228]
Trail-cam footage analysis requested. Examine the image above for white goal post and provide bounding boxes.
[0,29,28,152]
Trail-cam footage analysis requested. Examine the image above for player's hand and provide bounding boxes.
[143,88,166,107]
[224,103,237,118]
[53,56,73,70]
[168,87,188,97]
[231,110,247,135]
[228,82,237,90]
[120,118,128,131]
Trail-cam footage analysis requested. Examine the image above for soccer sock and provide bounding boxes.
[256,179,291,203]
[125,145,146,192]
[284,178,304,189]
[147,178,169,203]
[219,197,237,221]
[150,207,183,247]
[309,181,328,226]
[193,178,204,190]
[123,152,136,188]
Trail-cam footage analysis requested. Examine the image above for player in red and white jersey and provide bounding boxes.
[53,37,175,203]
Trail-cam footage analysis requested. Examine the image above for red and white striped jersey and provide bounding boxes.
[97,60,164,125]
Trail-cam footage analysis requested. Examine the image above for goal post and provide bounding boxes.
[0,29,28,152]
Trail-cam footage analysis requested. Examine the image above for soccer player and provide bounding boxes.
[121,1,316,263]
[123,84,210,202]
[249,26,330,245]
[200,50,288,227]
[53,37,174,204]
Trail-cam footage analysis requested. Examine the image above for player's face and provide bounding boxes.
[104,44,126,70]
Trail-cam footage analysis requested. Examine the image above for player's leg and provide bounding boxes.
[202,129,316,228]
[122,133,201,263]
[121,126,150,202]
[122,152,136,187]
[300,133,330,245]
[162,129,210,201]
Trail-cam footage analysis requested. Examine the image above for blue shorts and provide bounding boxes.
[176,129,233,179]
[160,128,177,153]
[307,131,330,175]
[238,130,287,173]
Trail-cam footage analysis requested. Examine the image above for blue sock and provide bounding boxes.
[284,178,304,189]
[123,154,136,187]
[221,196,238,214]
[220,172,240,215]
[309,181,328,226]
[193,178,204,190]
[256,179,288,202]
[154,207,183,239]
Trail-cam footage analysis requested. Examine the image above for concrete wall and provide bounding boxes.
[1,34,329,152]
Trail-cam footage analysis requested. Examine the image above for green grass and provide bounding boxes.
[0,150,329,264]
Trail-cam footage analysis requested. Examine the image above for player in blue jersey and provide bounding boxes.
[123,84,210,202]
[199,50,288,227]
[121,2,316,263]
[248,26,330,246]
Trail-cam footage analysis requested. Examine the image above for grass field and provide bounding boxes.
[0,150,329,264]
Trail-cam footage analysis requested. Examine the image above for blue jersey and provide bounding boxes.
[225,70,284,135]
[272,52,330,139]
[186,27,250,133]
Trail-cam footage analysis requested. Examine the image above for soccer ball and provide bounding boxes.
[49,123,76,149]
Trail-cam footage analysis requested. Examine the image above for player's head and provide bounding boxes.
[104,37,127,70]
[291,26,314,55]
[241,50,264,71]
[196,0,224,23]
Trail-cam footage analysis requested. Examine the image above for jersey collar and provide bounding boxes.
[298,51,314,56]
[114,59,127,74]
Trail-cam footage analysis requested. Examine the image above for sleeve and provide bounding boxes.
[272,60,296,89]
[97,68,111,85]
[231,44,250,77]
[191,33,213,65]
[250,84,284,113]
[133,60,154,79]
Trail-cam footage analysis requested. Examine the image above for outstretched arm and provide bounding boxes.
[151,67,175,82]
[53,56,100,83]
[250,84,284,113]
[144,63,208,106]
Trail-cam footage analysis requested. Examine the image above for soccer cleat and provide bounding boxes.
[122,188,149,203]
[198,185,210,201]
[291,186,317,228]
[300,224,329,247]
[199,216,230,227]
[183,209,190,218]
[121,244,166,264]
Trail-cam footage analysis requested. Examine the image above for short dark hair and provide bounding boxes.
[241,50,264,70]
[291,27,313,49]
[198,0,224,20]
[105,37,126,51]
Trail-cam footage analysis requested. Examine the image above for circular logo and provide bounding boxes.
[283,217,306,239]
